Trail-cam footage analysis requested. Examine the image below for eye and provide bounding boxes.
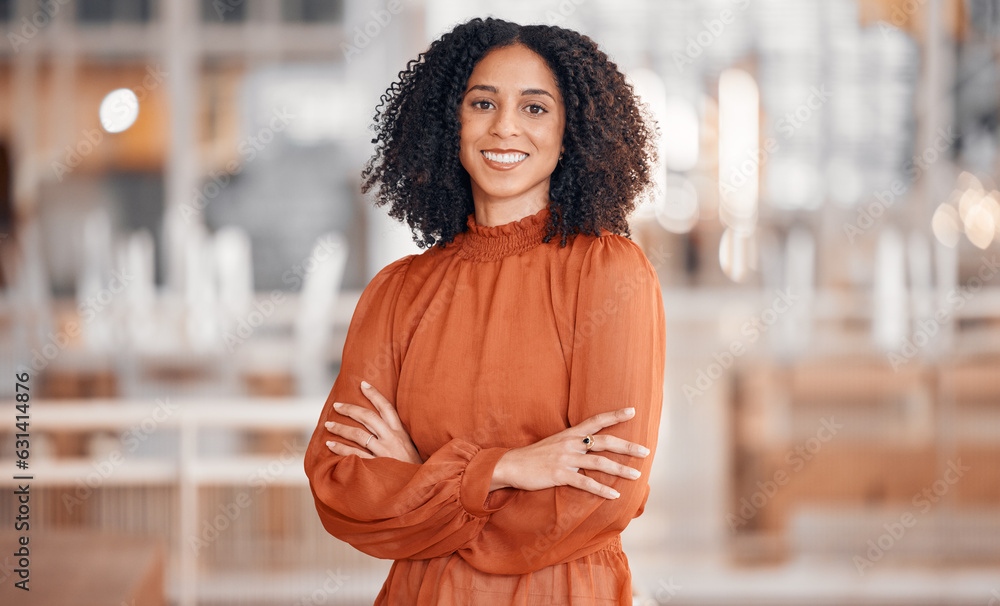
[471,100,494,110]
[525,104,547,115]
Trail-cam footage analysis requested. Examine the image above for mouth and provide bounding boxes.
[481,150,528,169]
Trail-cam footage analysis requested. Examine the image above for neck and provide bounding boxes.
[471,185,550,227]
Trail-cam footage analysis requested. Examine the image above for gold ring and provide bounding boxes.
[582,434,595,451]
[365,434,374,448]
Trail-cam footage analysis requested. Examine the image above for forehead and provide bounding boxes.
[466,44,561,96]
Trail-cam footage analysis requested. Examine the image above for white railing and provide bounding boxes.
[0,398,386,606]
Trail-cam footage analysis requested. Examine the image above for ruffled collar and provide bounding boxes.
[456,205,552,262]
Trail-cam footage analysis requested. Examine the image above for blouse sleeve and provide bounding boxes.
[303,255,512,561]
[454,235,667,574]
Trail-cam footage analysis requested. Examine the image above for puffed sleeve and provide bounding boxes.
[454,235,667,574]
[304,255,512,560]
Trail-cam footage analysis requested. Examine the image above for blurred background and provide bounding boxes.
[1,0,999,604]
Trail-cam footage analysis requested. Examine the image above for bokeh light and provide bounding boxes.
[99,88,140,133]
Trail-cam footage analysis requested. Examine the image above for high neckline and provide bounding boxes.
[456,205,552,262]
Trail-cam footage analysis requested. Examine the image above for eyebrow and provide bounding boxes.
[464,84,555,100]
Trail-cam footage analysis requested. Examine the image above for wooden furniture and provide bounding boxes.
[0,398,356,606]
[729,357,1000,564]
[0,530,164,606]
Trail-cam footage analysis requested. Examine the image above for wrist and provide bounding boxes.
[490,451,512,492]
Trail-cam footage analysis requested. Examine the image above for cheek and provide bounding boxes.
[459,133,476,164]
[535,121,564,154]
[457,131,473,168]
[459,151,475,174]
[458,118,479,157]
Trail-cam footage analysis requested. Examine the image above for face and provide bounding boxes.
[458,43,566,209]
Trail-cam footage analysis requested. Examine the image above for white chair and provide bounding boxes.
[293,231,348,396]
[872,227,908,352]
[212,226,254,333]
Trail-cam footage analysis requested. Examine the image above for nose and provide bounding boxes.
[489,104,518,138]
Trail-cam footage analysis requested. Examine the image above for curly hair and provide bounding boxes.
[361,17,658,249]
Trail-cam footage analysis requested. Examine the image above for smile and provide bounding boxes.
[481,150,528,166]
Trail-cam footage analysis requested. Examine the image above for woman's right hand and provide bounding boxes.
[490,407,650,499]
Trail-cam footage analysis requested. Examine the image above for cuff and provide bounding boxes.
[459,446,512,517]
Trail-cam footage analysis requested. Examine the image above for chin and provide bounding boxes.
[476,176,550,200]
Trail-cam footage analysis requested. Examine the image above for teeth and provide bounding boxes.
[482,151,527,164]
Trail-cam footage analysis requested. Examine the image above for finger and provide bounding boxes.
[588,434,650,458]
[575,452,642,481]
[360,381,403,429]
[563,472,620,499]
[363,436,385,458]
[325,420,375,450]
[325,439,375,459]
[333,402,390,438]
[574,407,636,434]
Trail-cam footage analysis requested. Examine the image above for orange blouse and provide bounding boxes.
[304,204,666,605]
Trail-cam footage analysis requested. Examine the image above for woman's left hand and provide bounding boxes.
[324,381,424,464]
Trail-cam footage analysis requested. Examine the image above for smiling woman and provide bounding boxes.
[356,17,657,249]
[304,17,664,606]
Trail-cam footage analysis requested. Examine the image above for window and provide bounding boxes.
[281,0,342,23]
[201,0,246,24]
[76,0,153,23]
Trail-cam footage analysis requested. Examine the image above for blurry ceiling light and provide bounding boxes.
[655,176,700,234]
[628,68,666,120]
[628,68,672,222]
[955,170,984,194]
[718,68,760,234]
[719,227,758,283]
[931,203,961,248]
[987,191,1000,235]
[99,88,140,133]
[945,187,963,207]
[958,187,984,222]
[662,96,700,172]
[964,203,996,249]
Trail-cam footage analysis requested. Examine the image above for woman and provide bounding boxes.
[304,17,665,605]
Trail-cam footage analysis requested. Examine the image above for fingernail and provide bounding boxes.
[628,468,641,479]
[638,446,650,457]
[324,421,335,428]
[325,440,335,448]
[361,380,371,389]
[333,402,343,409]
[625,407,635,415]
[610,489,621,499]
